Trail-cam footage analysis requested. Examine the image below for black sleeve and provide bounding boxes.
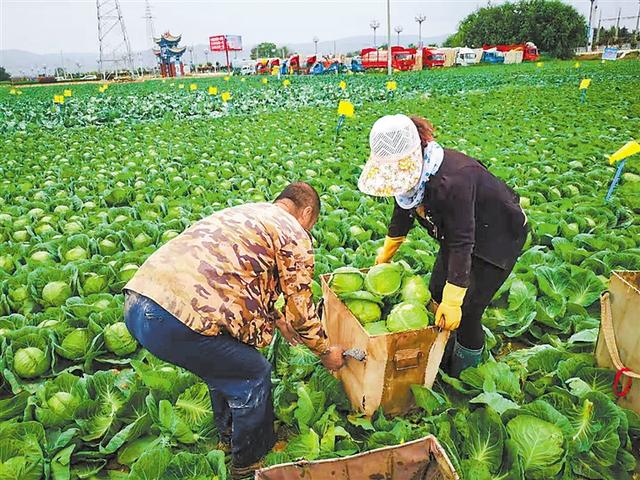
[387,201,414,238]
[441,171,476,288]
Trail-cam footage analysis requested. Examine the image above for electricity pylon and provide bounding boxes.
[96,0,136,79]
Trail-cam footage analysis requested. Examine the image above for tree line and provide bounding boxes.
[443,0,587,58]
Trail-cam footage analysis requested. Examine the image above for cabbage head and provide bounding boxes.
[0,255,15,273]
[133,232,153,250]
[30,251,54,265]
[104,322,138,356]
[48,391,79,419]
[364,263,404,296]
[99,238,120,256]
[364,320,389,336]
[387,302,431,332]
[64,246,88,262]
[119,264,139,283]
[42,281,72,307]
[59,328,91,360]
[401,275,431,305]
[341,291,382,324]
[161,230,179,243]
[329,267,364,295]
[9,285,30,303]
[82,273,109,295]
[14,347,49,378]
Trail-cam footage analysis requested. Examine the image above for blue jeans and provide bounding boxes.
[124,291,275,467]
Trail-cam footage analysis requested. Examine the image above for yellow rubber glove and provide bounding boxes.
[375,236,406,265]
[435,282,467,331]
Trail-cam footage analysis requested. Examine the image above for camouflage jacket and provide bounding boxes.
[125,202,329,355]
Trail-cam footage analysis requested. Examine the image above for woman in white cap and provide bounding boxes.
[358,114,528,376]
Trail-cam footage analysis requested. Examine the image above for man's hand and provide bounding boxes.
[320,346,345,371]
[276,314,302,346]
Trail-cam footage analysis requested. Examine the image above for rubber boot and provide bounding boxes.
[440,332,456,371]
[448,337,483,378]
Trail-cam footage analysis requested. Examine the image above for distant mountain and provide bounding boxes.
[0,33,449,76]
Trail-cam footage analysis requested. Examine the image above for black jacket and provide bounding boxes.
[388,148,527,287]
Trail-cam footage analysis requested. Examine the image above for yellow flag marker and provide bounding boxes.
[536,62,543,68]
[208,86,218,95]
[221,91,232,103]
[609,141,640,165]
[53,95,65,104]
[337,99,354,117]
[224,75,230,81]
[178,83,185,89]
[386,80,397,91]
[63,89,72,97]
[574,62,581,68]
[9,88,17,95]
[16,90,22,95]
[339,80,347,90]
[579,79,591,90]
[271,66,279,76]
[606,140,640,201]
[190,83,197,91]
[261,78,268,84]
[283,79,291,87]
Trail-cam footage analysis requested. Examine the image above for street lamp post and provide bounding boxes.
[586,0,597,51]
[313,36,319,55]
[415,14,426,48]
[394,25,403,46]
[370,19,380,47]
[386,0,392,75]
[203,50,209,66]
[188,46,194,71]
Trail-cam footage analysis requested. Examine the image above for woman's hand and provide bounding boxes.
[375,236,406,264]
[435,282,467,330]
[435,303,462,330]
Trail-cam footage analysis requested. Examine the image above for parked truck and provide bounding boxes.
[482,42,540,62]
[421,48,445,69]
[360,46,417,71]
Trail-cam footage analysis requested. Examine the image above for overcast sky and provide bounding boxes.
[1,0,639,54]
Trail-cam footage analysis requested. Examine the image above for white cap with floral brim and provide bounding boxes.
[357,114,423,197]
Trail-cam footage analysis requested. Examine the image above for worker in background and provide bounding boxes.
[358,115,527,376]
[123,183,344,479]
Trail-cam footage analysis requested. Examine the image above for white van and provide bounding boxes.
[455,48,477,66]
[240,65,254,75]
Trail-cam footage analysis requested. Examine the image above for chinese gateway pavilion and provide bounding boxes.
[153,32,187,77]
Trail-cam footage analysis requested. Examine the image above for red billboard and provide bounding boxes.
[209,35,243,52]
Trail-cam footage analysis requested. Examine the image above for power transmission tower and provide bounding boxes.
[96,0,136,79]
[143,0,156,49]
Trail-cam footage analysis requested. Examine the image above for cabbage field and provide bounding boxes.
[1,60,639,479]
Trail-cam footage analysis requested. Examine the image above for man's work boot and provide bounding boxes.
[448,337,483,377]
[231,460,264,480]
[215,440,231,454]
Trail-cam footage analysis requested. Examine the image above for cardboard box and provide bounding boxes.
[320,272,449,416]
[255,434,459,480]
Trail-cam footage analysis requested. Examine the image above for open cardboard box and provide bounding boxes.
[320,270,449,416]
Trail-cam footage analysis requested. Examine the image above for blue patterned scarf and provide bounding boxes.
[395,141,444,210]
